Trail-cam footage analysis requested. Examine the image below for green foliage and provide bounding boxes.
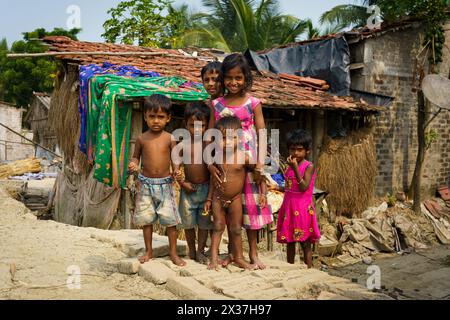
[102,0,177,47]
[320,4,371,28]
[425,129,439,149]
[0,28,80,107]
[182,0,309,52]
[321,0,449,65]
[386,193,397,207]
[377,0,448,64]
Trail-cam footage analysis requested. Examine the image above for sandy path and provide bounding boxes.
[0,188,177,300]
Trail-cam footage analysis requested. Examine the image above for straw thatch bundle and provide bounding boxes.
[0,158,41,179]
[49,64,89,175]
[316,129,377,218]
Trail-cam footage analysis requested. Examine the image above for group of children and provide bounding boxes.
[128,54,321,270]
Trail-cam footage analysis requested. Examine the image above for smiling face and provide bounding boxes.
[202,70,221,98]
[223,66,246,96]
[144,108,171,133]
[288,144,309,162]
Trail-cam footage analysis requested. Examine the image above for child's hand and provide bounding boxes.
[287,156,298,169]
[204,200,212,214]
[260,194,267,208]
[128,162,138,173]
[253,169,263,184]
[173,170,183,182]
[182,181,197,193]
[208,164,223,184]
[268,184,281,192]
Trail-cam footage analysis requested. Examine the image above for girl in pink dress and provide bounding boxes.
[209,53,273,270]
[276,129,320,268]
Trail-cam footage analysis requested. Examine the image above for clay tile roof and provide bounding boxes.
[42,37,379,112]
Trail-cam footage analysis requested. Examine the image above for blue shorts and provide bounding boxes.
[134,175,181,227]
[179,182,213,230]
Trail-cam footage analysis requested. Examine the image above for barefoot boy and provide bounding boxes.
[176,102,214,264]
[128,94,186,267]
[208,116,267,270]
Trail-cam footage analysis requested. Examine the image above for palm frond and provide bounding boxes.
[319,4,369,28]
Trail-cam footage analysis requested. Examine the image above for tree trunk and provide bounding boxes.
[412,91,426,214]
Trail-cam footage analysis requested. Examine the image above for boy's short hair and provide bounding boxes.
[143,94,172,115]
[286,129,313,150]
[201,61,222,80]
[220,53,253,93]
[215,116,242,131]
[184,102,211,123]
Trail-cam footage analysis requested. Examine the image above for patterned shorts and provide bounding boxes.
[134,175,181,227]
[179,182,213,230]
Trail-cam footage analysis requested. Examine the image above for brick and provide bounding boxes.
[138,260,177,285]
[117,258,140,274]
[316,291,351,300]
[166,276,229,300]
[282,269,330,291]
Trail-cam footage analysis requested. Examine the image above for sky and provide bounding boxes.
[0,0,352,45]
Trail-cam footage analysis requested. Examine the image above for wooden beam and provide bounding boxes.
[7,51,215,61]
[7,51,169,58]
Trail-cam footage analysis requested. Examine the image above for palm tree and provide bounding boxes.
[319,0,380,30]
[182,0,309,52]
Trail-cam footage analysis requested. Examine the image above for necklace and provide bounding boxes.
[221,164,229,183]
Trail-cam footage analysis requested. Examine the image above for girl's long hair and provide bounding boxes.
[219,53,253,95]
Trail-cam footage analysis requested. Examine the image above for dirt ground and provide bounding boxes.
[326,246,450,300]
[0,187,177,300]
[1,182,449,300]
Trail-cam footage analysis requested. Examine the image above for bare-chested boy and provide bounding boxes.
[128,94,186,267]
[175,102,214,264]
[208,116,267,270]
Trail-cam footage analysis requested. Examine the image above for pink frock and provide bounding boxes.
[277,160,321,243]
[212,96,273,230]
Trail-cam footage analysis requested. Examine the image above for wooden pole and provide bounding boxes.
[312,111,325,165]
[412,91,426,214]
[0,122,61,158]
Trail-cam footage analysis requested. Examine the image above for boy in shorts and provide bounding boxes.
[128,94,185,266]
[175,102,214,264]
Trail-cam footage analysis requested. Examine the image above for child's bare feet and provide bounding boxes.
[138,251,153,264]
[233,257,257,270]
[196,251,209,265]
[208,259,220,270]
[221,254,233,267]
[250,255,266,270]
[170,254,186,266]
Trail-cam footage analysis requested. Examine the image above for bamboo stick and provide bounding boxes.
[0,122,61,158]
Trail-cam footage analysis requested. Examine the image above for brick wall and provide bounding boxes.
[0,102,35,162]
[350,21,450,196]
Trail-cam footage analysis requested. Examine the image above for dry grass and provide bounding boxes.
[316,129,377,218]
[0,158,41,179]
[48,66,80,165]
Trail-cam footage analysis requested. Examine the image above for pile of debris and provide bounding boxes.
[318,187,450,267]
